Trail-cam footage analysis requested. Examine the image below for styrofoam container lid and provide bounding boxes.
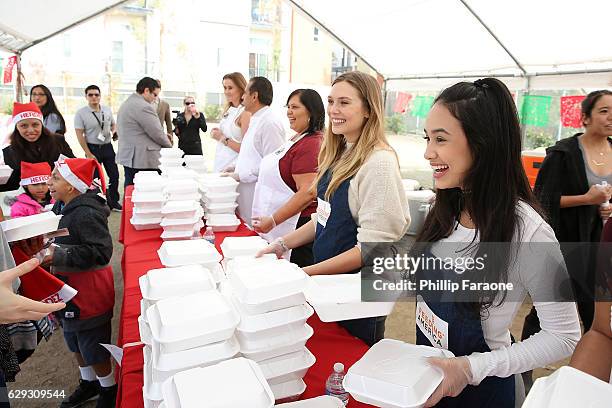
[132,191,165,203]
[147,291,239,347]
[237,322,313,352]
[270,378,306,401]
[343,339,455,408]
[161,357,275,408]
[131,216,162,225]
[158,240,221,267]
[221,281,306,315]
[167,192,202,202]
[304,273,361,304]
[257,347,316,384]
[135,178,167,191]
[134,170,162,181]
[160,211,203,227]
[220,236,269,259]
[236,303,313,334]
[200,177,239,193]
[276,396,344,407]
[203,191,239,203]
[139,315,152,344]
[160,148,184,158]
[521,366,612,408]
[230,261,308,305]
[152,336,240,373]
[405,189,435,203]
[139,265,215,301]
[163,180,199,194]
[0,212,62,242]
[239,324,314,362]
[162,167,198,179]
[161,200,201,214]
[205,202,238,213]
[184,154,206,163]
[133,207,164,216]
[161,229,201,241]
[207,213,240,225]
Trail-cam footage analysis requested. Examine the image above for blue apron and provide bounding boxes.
[416,246,515,408]
[313,170,386,346]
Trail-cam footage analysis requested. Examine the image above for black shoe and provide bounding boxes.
[60,379,100,408]
[96,385,117,408]
[109,203,122,212]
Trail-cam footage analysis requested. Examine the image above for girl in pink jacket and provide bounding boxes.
[9,161,53,218]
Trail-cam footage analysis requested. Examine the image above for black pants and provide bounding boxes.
[290,216,314,267]
[339,316,386,347]
[178,140,203,156]
[88,143,120,207]
[0,369,9,407]
[123,167,160,188]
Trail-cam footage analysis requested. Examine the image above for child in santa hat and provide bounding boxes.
[45,156,116,408]
[9,161,54,218]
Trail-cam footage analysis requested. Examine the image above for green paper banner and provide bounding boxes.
[520,95,552,127]
[411,96,434,118]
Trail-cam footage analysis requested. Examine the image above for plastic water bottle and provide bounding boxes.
[599,181,610,224]
[325,362,349,406]
[203,226,215,245]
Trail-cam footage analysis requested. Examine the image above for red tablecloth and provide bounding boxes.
[117,186,373,407]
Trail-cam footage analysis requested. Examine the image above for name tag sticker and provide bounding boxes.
[317,198,331,228]
[416,299,449,349]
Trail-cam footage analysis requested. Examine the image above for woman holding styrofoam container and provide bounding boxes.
[257,71,410,346]
[251,89,325,267]
[408,78,581,407]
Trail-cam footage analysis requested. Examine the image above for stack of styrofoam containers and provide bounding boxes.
[225,259,315,402]
[131,172,166,230]
[160,179,203,241]
[139,265,235,408]
[184,154,207,175]
[157,239,225,285]
[161,358,275,408]
[199,174,240,230]
[158,148,184,172]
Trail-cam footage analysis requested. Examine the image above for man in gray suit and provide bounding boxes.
[116,77,172,187]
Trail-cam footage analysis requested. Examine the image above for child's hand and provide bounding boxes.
[40,244,56,268]
[14,235,45,256]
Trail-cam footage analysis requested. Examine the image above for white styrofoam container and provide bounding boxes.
[202,191,239,205]
[135,177,166,192]
[166,191,202,202]
[138,315,152,344]
[230,261,308,305]
[305,273,395,322]
[160,148,184,158]
[220,236,269,259]
[134,170,161,181]
[223,255,280,278]
[161,358,275,408]
[160,228,201,241]
[205,202,238,214]
[521,366,612,408]
[406,189,435,236]
[141,299,149,322]
[147,291,239,353]
[132,191,165,210]
[159,157,184,167]
[160,214,203,231]
[276,396,344,407]
[270,379,306,403]
[161,167,198,180]
[163,180,199,194]
[226,286,307,315]
[143,346,163,402]
[257,347,315,385]
[0,212,62,242]
[0,164,13,185]
[161,200,202,219]
[206,213,241,232]
[132,207,163,219]
[131,216,162,230]
[139,265,216,301]
[151,336,240,384]
[184,155,206,166]
[239,324,314,362]
[235,303,314,343]
[343,339,454,408]
[200,177,239,194]
[157,240,221,269]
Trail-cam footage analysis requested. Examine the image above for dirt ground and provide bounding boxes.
[5,133,567,407]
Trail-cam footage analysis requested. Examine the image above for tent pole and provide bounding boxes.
[520,76,531,148]
[15,51,22,103]
[383,78,388,113]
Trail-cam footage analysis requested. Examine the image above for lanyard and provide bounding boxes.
[91,109,105,131]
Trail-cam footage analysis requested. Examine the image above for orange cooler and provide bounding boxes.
[521,150,546,189]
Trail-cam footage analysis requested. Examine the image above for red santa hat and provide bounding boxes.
[11,246,77,304]
[12,102,43,125]
[20,162,52,186]
[55,156,106,194]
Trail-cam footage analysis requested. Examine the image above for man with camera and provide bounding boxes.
[74,85,122,211]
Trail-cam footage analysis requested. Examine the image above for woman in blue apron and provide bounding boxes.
[258,71,410,346]
[415,78,581,407]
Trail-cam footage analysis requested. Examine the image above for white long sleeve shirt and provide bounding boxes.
[430,201,581,384]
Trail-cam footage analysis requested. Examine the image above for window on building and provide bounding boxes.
[111,41,123,73]
[249,53,269,78]
[313,27,319,42]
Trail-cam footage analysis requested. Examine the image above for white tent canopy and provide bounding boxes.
[0,0,128,53]
[0,0,610,90]
[290,0,612,89]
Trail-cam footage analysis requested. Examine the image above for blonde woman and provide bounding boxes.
[211,73,252,172]
[258,71,410,345]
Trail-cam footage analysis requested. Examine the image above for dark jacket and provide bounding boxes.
[534,133,610,243]
[1,133,74,192]
[174,112,207,151]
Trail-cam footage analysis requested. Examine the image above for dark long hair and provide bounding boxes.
[581,90,612,127]
[286,89,325,134]
[30,84,66,134]
[416,78,541,312]
[10,126,64,165]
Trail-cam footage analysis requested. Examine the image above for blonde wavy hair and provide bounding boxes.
[315,71,391,200]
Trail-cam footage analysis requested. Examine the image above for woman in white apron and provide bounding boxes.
[251,89,324,266]
[211,72,251,172]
